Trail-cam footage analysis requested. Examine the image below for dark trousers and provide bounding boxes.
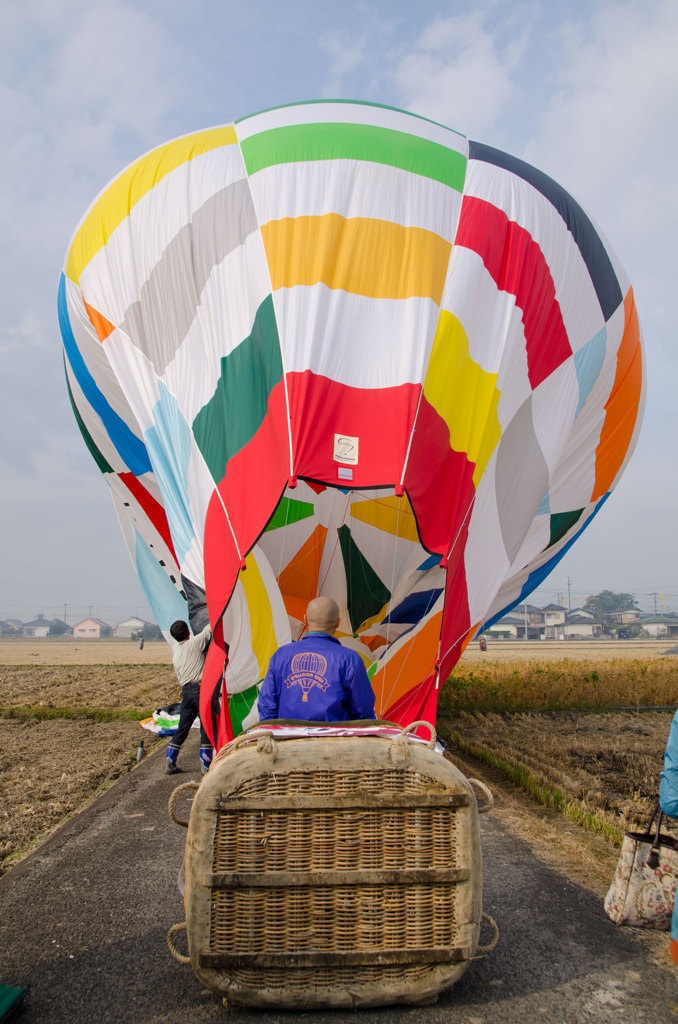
[168,681,210,749]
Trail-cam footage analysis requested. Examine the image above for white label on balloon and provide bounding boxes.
[334,434,359,465]
[337,466,353,480]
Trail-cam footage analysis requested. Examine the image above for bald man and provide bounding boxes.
[257,597,376,722]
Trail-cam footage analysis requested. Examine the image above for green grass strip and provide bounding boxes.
[443,727,624,847]
[241,122,467,191]
[0,706,153,723]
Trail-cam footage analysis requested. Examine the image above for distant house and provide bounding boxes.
[564,609,603,638]
[541,603,567,639]
[485,602,571,640]
[22,614,54,638]
[73,617,113,639]
[116,616,150,639]
[637,614,678,639]
[49,618,73,637]
[485,614,524,639]
[0,619,21,637]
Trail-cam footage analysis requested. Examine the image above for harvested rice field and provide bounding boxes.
[1,638,677,876]
[0,656,177,872]
[0,639,172,666]
[438,710,674,841]
[437,648,678,848]
[0,718,158,871]
[460,637,674,663]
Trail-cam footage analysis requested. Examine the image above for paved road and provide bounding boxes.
[2,733,677,1024]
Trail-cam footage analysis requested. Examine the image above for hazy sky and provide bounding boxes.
[1,0,676,625]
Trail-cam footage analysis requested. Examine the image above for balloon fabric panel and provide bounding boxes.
[239,121,467,191]
[66,126,238,285]
[592,288,643,500]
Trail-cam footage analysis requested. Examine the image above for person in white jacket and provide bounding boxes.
[166,620,212,775]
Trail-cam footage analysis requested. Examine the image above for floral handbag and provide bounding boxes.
[604,803,678,929]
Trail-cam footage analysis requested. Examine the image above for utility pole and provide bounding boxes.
[651,592,658,615]
[63,603,67,624]
[567,577,571,611]
[524,603,528,641]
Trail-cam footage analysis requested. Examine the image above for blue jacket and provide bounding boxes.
[257,633,376,722]
[660,710,678,818]
[660,710,678,945]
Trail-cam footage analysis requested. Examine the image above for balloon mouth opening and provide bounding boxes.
[213,479,447,727]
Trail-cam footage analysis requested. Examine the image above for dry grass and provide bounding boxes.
[1,664,177,713]
[441,657,678,713]
[0,639,172,665]
[439,710,673,845]
[0,719,161,869]
[0,662,175,873]
[459,638,674,663]
[438,656,677,846]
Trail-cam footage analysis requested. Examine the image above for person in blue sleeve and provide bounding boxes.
[258,596,376,722]
[660,708,678,964]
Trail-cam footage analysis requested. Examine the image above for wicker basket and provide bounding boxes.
[179,724,484,1009]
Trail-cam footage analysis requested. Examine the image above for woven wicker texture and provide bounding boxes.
[227,961,437,989]
[183,733,482,1009]
[212,807,457,872]
[232,767,445,798]
[210,882,457,951]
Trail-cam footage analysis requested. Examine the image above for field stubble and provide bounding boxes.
[439,654,678,841]
[1,662,177,871]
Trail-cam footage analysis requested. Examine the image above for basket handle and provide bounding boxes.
[647,806,665,869]
[167,922,191,964]
[168,781,200,827]
[403,720,437,748]
[468,778,494,813]
[476,912,500,954]
[226,728,279,755]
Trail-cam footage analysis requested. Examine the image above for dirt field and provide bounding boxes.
[0,639,172,665]
[1,638,677,876]
[438,710,673,836]
[0,654,178,872]
[460,637,675,662]
[2,636,673,665]
[0,663,177,711]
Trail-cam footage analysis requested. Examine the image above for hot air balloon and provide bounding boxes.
[58,101,644,752]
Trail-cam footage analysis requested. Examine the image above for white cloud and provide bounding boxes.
[0,0,189,257]
[522,1,678,334]
[391,6,534,137]
[0,311,46,354]
[319,31,369,98]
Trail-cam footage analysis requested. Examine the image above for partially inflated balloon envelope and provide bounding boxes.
[58,101,644,749]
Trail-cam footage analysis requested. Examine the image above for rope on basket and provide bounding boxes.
[389,732,411,767]
[476,912,500,954]
[467,778,494,813]
[167,922,191,964]
[390,720,437,765]
[168,781,200,827]
[226,728,278,757]
[403,720,437,748]
[256,732,279,760]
